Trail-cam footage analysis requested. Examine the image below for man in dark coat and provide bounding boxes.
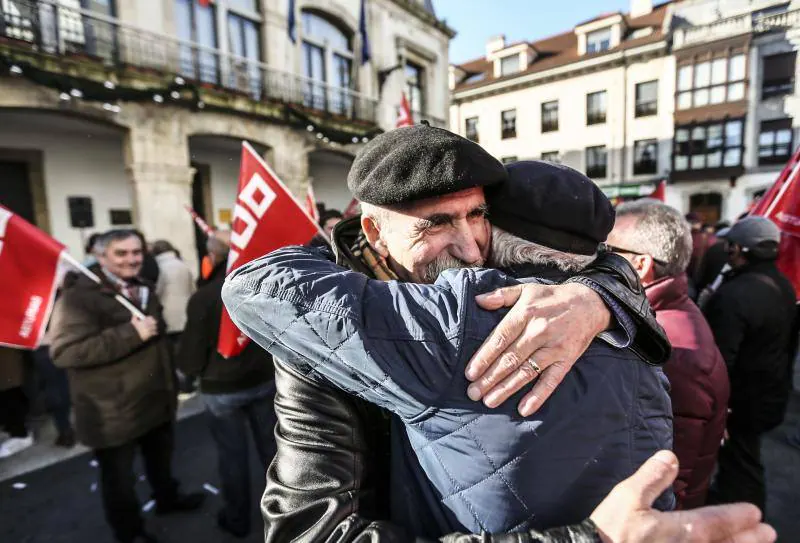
[50,229,204,543]
[703,217,797,512]
[178,231,277,538]
[608,199,729,509]
[221,126,679,542]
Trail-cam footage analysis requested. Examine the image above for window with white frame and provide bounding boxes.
[500,54,520,76]
[541,151,560,163]
[501,109,516,139]
[586,27,612,54]
[633,139,658,175]
[227,0,262,96]
[635,80,658,117]
[301,10,354,115]
[587,90,607,125]
[465,117,479,142]
[541,101,558,132]
[501,156,518,165]
[677,53,746,110]
[176,0,219,84]
[586,145,607,178]
[673,119,744,172]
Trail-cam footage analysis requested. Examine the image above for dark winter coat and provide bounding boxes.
[177,262,274,395]
[646,273,729,509]
[50,272,175,449]
[223,246,674,535]
[703,260,796,434]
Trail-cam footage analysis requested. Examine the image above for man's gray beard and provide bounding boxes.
[421,254,482,284]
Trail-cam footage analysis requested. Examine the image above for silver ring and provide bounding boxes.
[527,358,542,376]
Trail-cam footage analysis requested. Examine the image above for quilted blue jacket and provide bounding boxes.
[222,246,675,535]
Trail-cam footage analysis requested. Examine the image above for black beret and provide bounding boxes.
[486,161,615,255]
[347,124,507,205]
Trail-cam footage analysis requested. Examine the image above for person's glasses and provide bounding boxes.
[602,243,669,268]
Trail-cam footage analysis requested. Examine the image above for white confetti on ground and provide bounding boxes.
[203,483,219,495]
[12,482,26,490]
[142,499,156,513]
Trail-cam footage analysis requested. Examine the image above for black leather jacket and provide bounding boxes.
[260,218,668,542]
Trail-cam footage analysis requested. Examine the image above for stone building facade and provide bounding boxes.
[0,0,454,270]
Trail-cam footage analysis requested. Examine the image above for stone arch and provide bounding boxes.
[298,0,358,36]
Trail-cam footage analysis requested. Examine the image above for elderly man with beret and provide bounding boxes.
[225,126,677,541]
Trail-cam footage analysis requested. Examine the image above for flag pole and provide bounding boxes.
[60,252,147,320]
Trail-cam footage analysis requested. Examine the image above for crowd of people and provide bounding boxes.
[0,123,797,543]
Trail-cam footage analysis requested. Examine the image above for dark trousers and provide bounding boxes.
[0,387,29,437]
[204,382,277,534]
[710,428,766,513]
[31,346,72,434]
[94,422,179,543]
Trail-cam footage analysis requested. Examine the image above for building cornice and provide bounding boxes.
[452,40,667,103]
[386,0,457,38]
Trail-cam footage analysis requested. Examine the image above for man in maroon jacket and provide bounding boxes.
[607,199,730,509]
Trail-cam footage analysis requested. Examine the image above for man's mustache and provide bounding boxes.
[422,254,483,283]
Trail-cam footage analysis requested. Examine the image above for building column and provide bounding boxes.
[123,110,197,273]
[270,131,313,198]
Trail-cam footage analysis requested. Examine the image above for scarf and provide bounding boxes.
[349,231,399,281]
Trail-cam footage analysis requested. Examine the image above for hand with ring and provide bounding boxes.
[465,282,611,416]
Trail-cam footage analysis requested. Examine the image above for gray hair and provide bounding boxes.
[614,199,692,278]
[95,229,140,254]
[490,227,596,272]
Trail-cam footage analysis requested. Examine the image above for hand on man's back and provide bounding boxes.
[464,282,610,416]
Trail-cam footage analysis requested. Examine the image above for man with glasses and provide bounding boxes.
[50,229,204,543]
[607,199,729,509]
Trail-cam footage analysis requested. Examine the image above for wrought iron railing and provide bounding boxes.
[0,0,378,123]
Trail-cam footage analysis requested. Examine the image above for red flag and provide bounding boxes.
[396,93,413,128]
[750,145,800,298]
[305,184,320,222]
[648,180,666,201]
[217,142,322,357]
[0,205,65,349]
[343,197,361,218]
[198,0,210,7]
[184,204,214,236]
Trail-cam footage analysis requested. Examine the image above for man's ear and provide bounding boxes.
[633,254,655,282]
[361,215,389,258]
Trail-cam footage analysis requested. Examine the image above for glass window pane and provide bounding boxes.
[692,126,706,140]
[695,61,711,87]
[228,15,244,57]
[726,120,742,147]
[691,154,706,169]
[728,54,745,81]
[676,128,689,142]
[710,85,726,104]
[727,82,745,101]
[760,146,774,157]
[637,80,658,102]
[724,148,742,166]
[776,129,792,144]
[500,55,520,76]
[707,124,723,147]
[760,131,776,146]
[675,155,689,170]
[302,11,351,51]
[243,19,259,60]
[678,91,692,109]
[711,58,727,84]
[678,65,693,90]
[707,151,723,167]
[776,144,790,155]
[587,28,612,54]
[694,88,709,107]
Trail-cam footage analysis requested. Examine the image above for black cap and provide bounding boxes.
[487,161,614,255]
[347,125,507,205]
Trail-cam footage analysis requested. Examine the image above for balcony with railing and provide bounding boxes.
[673,8,800,49]
[0,0,378,125]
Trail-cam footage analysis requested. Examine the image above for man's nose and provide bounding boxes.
[450,220,482,265]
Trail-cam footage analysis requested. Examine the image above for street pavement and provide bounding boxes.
[1,394,799,542]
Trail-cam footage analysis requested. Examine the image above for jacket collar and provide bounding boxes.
[644,273,689,311]
[725,259,778,280]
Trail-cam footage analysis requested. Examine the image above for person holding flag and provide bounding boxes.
[49,229,205,543]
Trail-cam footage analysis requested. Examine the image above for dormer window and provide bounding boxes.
[500,55,520,76]
[587,28,612,54]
